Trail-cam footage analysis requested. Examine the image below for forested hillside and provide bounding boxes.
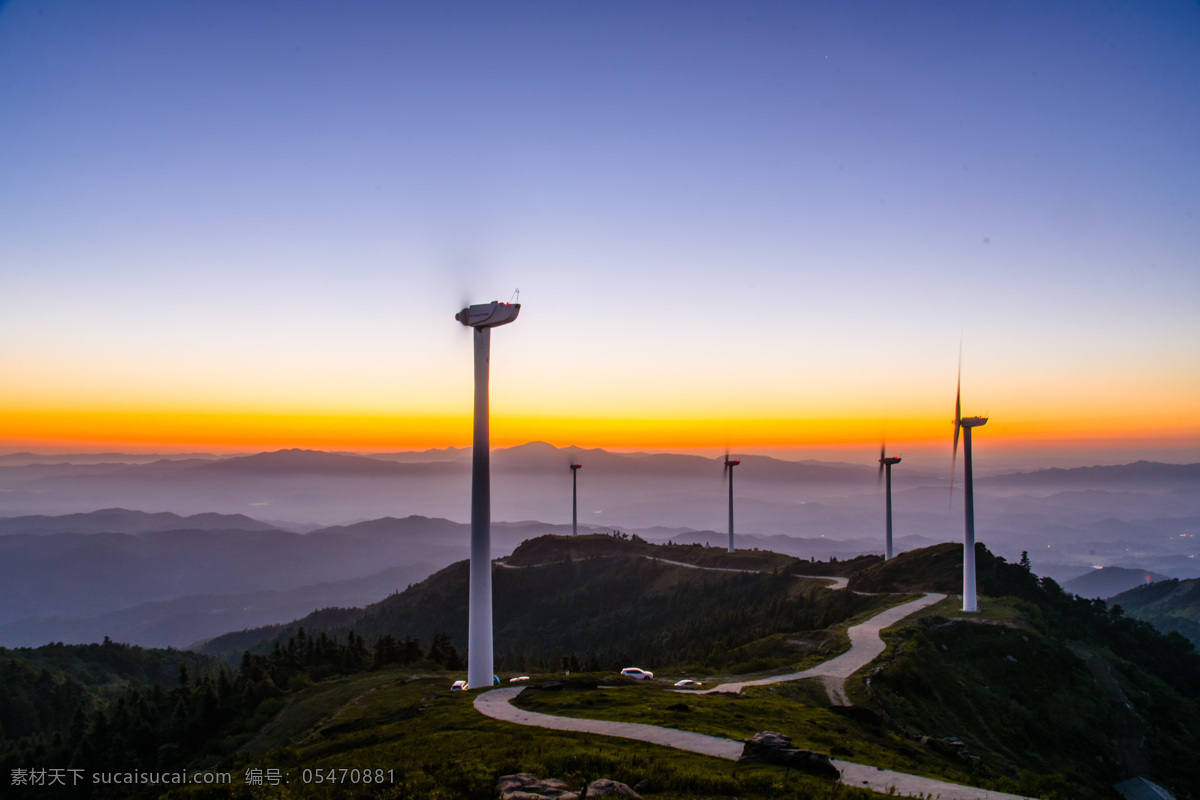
[206,534,887,673]
[1111,577,1200,648]
[864,545,1200,798]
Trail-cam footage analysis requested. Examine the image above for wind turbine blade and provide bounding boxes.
[950,354,961,504]
[955,347,962,427]
[878,443,885,486]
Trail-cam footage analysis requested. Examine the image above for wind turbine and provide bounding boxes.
[455,299,521,689]
[569,461,582,536]
[878,444,901,560]
[724,451,740,553]
[951,358,988,613]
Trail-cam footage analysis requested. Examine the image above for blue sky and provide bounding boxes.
[1,1,1198,465]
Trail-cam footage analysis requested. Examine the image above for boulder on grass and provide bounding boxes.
[497,773,579,800]
[585,778,641,798]
[739,731,840,780]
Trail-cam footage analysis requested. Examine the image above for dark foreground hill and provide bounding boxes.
[203,534,886,672]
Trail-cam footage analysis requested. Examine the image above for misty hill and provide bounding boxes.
[982,460,1200,492]
[1112,578,1200,649]
[1062,566,1170,599]
[0,444,908,532]
[0,507,276,535]
[3,446,1198,588]
[0,451,221,466]
[0,514,576,648]
[190,448,456,477]
[0,564,428,650]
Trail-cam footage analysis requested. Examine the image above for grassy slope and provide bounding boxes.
[351,551,889,673]
[131,539,1200,800]
[513,679,985,787]
[866,596,1200,800]
[168,672,888,800]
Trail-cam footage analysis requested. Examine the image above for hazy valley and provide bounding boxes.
[1,445,1197,652]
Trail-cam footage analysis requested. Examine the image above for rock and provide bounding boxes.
[585,778,641,798]
[741,730,793,756]
[632,780,650,793]
[497,773,579,800]
[739,731,840,780]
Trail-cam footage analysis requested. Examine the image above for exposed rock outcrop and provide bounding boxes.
[497,773,579,800]
[585,778,641,798]
[496,774,641,800]
[739,731,840,779]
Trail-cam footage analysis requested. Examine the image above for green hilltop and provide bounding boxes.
[2,536,1198,799]
[205,534,886,675]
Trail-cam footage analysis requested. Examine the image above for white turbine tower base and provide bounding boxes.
[456,300,520,689]
[878,445,901,561]
[950,351,988,615]
[724,453,740,553]
[960,418,986,613]
[570,462,582,536]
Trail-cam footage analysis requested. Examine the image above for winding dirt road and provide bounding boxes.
[474,592,1033,800]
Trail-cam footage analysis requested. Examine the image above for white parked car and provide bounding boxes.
[673,679,703,688]
[450,680,467,691]
[620,667,654,680]
[509,676,530,683]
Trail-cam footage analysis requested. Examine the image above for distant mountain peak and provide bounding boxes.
[196,450,406,476]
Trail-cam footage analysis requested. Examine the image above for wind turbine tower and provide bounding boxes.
[878,445,901,560]
[455,300,520,689]
[724,453,740,553]
[951,365,988,614]
[570,462,582,535]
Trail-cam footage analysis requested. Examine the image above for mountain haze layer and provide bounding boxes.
[2,447,1196,582]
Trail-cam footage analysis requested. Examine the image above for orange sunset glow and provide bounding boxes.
[4,407,1197,462]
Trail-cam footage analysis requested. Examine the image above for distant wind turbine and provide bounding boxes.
[950,355,988,613]
[724,451,740,553]
[569,461,582,536]
[455,299,520,689]
[878,444,901,560]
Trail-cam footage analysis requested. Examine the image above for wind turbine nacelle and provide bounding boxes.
[456,302,521,329]
[960,416,988,428]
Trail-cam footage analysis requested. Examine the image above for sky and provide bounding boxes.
[1,1,1198,468]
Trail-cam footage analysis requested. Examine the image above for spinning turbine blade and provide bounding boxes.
[950,355,961,500]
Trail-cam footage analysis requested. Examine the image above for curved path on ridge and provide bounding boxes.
[497,554,851,591]
[475,591,1032,800]
[700,592,942,702]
